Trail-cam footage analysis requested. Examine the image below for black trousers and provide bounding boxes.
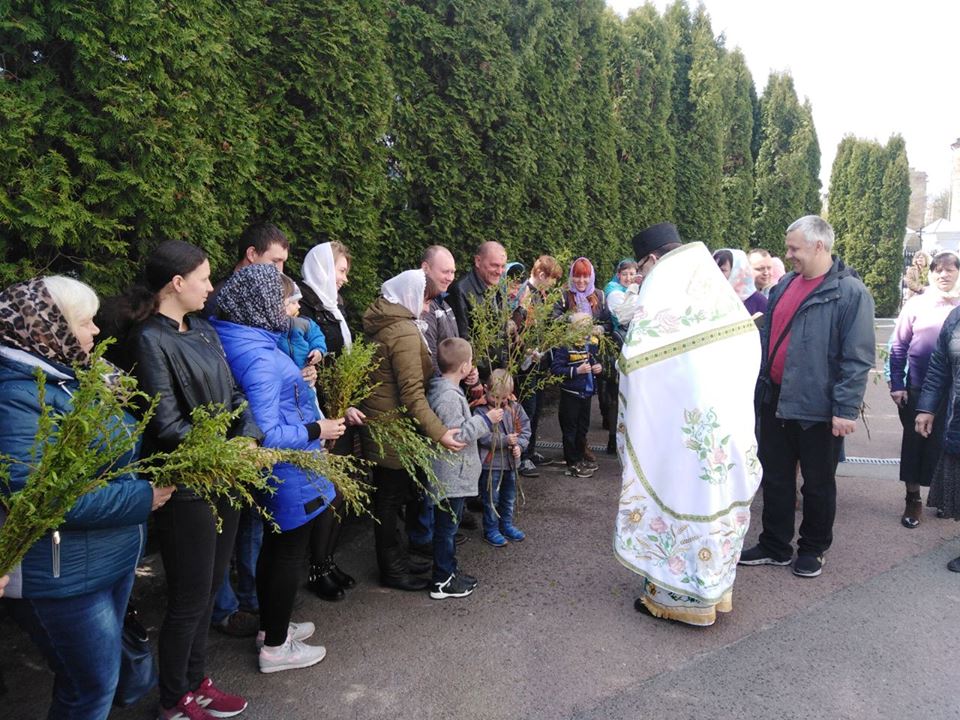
[257,515,318,647]
[558,392,591,465]
[757,393,842,559]
[372,465,414,558]
[155,497,239,709]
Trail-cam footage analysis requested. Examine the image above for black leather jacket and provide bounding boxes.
[130,314,262,496]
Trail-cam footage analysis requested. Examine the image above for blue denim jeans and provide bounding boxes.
[479,468,517,535]
[7,570,135,720]
[406,494,434,546]
[211,505,262,623]
[432,497,465,583]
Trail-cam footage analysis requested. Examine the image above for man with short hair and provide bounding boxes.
[448,241,508,339]
[748,248,775,297]
[205,223,290,316]
[739,215,875,578]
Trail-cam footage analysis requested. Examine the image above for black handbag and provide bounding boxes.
[113,603,158,707]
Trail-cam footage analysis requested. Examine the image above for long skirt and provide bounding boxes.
[927,452,960,519]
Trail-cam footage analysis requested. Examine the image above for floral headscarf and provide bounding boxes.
[568,257,596,315]
[217,264,289,332]
[0,278,89,366]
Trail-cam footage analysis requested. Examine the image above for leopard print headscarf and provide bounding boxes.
[0,278,89,366]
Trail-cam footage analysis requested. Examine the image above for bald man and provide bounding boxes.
[448,241,508,338]
[421,246,460,373]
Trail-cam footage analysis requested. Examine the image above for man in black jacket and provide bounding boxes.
[739,215,875,579]
[448,241,507,339]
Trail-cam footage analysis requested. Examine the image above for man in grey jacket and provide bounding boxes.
[739,215,875,578]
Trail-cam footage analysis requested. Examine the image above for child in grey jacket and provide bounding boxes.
[425,338,502,599]
[474,369,532,546]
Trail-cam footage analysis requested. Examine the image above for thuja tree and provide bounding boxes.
[613,4,676,239]
[250,0,393,306]
[751,71,821,252]
[385,0,527,275]
[717,47,755,250]
[0,1,264,291]
[828,134,909,316]
[665,2,724,247]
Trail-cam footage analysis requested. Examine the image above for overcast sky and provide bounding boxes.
[606,0,960,197]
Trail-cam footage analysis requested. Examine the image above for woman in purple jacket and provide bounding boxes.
[890,251,960,527]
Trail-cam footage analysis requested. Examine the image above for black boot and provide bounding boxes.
[405,551,432,575]
[378,547,430,591]
[326,555,356,589]
[308,560,345,602]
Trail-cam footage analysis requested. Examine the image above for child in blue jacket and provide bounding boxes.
[278,275,327,372]
[552,313,602,478]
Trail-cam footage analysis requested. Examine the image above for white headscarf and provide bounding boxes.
[302,242,352,349]
[724,249,758,302]
[381,269,429,344]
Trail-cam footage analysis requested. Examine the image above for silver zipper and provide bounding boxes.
[52,530,61,578]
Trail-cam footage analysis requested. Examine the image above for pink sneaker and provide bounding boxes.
[194,677,248,718]
[158,692,215,720]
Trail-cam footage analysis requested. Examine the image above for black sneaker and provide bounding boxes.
[792,553,823,577]
[518,459,540,477]
[737,545,791,566]
[580,459,599,471]
[457,571,479,589]
[564,462,594,478]
[531,452,553,466]
[429,573,476,599]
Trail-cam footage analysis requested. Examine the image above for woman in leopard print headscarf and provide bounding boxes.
[0,276,172,719]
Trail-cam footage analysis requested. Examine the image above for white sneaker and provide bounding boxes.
[255,621,315,651]
[258,636,327,674]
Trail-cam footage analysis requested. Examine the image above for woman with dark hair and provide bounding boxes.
[0,276,172,720]
[211,263,347,672]
[713,249,734,278]
[126,240,261,720]
[891,251,960,528]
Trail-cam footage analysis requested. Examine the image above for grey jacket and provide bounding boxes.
[760,257,875,422]
[426,377,493,498]
[421,296,460,374]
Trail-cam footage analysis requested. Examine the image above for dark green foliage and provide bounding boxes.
[614,4,676,236]
[1,0,824,307]
[752,72,821,252]
[717,48,755,249]
[828,134,910,316]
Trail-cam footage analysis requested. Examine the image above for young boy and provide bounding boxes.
[278,274,327,370]
[425,338,503,599]
[551,312,602,478]
[475,369,531,547]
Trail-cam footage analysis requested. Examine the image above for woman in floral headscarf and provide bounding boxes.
[0,276,170,719]
[211,263,346,674]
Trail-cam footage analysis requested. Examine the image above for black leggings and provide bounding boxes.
[258,492,342,647]
[310,488,343,561]
[156,497,240,709]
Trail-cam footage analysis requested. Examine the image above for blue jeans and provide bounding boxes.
[406,494,434,546]
[432,497,465,583]
[211,506,262,623]
[479,468,517,535]
[7,570,135,720]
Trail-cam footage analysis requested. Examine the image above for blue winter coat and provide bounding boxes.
[277,316,327,369]
[550,340,600,399]
[0,347,153,599]
[211,319,334,531]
